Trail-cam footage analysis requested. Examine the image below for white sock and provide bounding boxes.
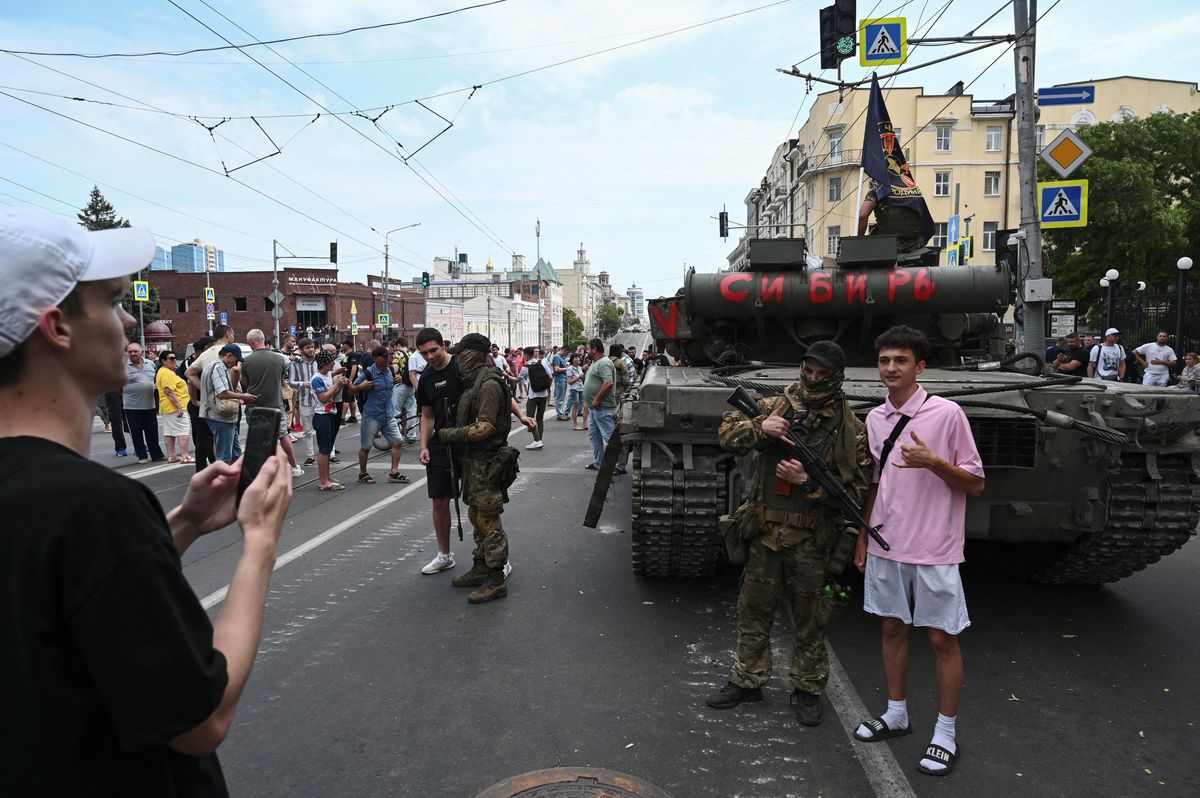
[856,699,908,739]
[921,713,957,773]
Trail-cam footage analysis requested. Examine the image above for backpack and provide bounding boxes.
[527,360,551,393]
[393,349,411,386]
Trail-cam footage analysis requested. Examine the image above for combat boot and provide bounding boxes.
[791,688,823,727]
[467,568,508,604]
[451,558,488,588]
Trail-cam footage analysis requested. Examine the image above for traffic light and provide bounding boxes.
[329,242,338,264]
[718,211,729,239]
[420,271,430,289]
[819,1,857,70]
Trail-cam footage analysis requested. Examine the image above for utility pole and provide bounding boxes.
[271,239,279,345]
[1013,0,1045,353]
[536,219,543,347]
[383,223,421,336]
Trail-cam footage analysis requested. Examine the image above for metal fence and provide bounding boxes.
[1111,290,1200,354]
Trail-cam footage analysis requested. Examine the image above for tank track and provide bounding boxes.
[630,444,727,577]
[1008,453,1198,584]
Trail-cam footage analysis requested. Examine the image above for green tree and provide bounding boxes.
[562,307,584,347]
[77,185,131,231]
[1041,112,1199,324]
[597,303,623,339]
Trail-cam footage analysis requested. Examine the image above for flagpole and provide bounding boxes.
[854,166,865,233]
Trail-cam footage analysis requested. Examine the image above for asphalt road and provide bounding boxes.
[89,412,1199,797]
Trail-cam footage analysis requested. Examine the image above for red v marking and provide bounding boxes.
[650,300,679,338]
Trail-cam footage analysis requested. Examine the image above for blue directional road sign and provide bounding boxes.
[1038,179,1088,229]
[859,18,907,67]
[220,311,228,325]
[1037,85,1095,106]
[947,214,961,245]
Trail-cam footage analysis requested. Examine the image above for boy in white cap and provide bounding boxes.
[0,208,292,794]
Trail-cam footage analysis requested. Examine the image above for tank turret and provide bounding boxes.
[649,236,1009,367]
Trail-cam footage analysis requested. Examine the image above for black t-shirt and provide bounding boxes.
[416,358,464,441]
[0,437,229,797]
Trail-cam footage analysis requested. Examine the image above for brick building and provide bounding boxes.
[149,268,426,349]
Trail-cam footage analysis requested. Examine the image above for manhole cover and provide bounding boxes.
[473,767,673,798]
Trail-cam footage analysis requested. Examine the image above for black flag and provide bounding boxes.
[861,73,936,243]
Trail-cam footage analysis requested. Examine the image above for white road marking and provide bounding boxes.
[199,425,526,610]
[824,640,917,798]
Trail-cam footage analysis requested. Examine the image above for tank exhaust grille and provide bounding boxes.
[968,418,1037,468]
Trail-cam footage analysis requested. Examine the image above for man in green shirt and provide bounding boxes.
[583,338,619,472]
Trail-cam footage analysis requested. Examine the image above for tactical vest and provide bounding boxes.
[874,201,924,239]
[458,366,512,460]
[758,404,843,525]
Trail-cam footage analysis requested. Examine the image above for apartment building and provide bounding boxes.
[731,76,1199,269]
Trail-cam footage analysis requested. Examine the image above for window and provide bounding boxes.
[986,125,1003,152]
[932,222,948,249]
[1035,125,1045,150]
[935,125,952,152]
[828,129,844,164]
[934,171,951,197]
[176,297,188,313]
[984,171,1001,196]
[234,297,247,312]
[828,176,842,202]
[827,226,841,256]
[983,222,998,252]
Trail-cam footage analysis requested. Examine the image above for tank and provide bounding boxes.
[605,236,1200,585]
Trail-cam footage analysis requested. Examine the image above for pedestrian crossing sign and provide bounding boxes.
[946,247,959,267]
[1038,179,1088,229]
[204,287,215,303]
[351,322,359,336]
[859,18,907,67]
[377,313,390,329]
[132,280,149,302]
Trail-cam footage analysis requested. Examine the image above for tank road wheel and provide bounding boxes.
[631,444,727,577]
[1001,453,1199,584]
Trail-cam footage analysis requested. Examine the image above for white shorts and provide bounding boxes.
[863,554,971,635]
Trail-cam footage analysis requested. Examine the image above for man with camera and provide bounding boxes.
[0,208,292,794]
[706,341,871,728]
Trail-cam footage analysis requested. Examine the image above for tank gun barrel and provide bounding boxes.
[685,263,1008,319]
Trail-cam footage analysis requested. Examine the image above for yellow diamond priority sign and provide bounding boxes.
[1040,128,1093,179]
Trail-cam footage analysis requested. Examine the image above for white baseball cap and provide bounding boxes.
[0,207,155,357]
[1104,327,1120,336]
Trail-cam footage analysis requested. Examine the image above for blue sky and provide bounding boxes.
[1,0,1196,300]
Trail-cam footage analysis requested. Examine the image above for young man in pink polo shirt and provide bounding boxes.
[852,325,985,777]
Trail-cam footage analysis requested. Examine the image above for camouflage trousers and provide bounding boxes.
[468,505,508,569]
[730,535,836,695]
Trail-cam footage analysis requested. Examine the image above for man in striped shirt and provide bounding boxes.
[288,338,319,466]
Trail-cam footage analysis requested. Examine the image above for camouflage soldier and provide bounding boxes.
[437,333,514,604]
[706,341,871,726]
[857,183,926,254]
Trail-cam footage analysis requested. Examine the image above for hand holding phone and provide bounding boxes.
[238,407,283,505]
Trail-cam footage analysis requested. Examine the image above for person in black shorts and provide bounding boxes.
[415,328,466,575]
[0,207,293,796]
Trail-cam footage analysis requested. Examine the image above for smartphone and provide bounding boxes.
[238,407,283,505]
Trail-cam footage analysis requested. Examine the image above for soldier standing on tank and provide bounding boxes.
[436,333,514,604]
[857,181,927,254]
[706,341,871,727]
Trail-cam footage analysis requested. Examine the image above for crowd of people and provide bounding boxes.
[1046,327,1198,389]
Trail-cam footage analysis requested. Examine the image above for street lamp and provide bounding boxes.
[1177,256,1193,351]
[1103,268,1119,330]
[383,222,421,323]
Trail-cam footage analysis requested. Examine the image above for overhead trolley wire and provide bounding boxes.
[0,0,510,59]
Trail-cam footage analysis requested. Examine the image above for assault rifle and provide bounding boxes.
[727,386,890,552]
